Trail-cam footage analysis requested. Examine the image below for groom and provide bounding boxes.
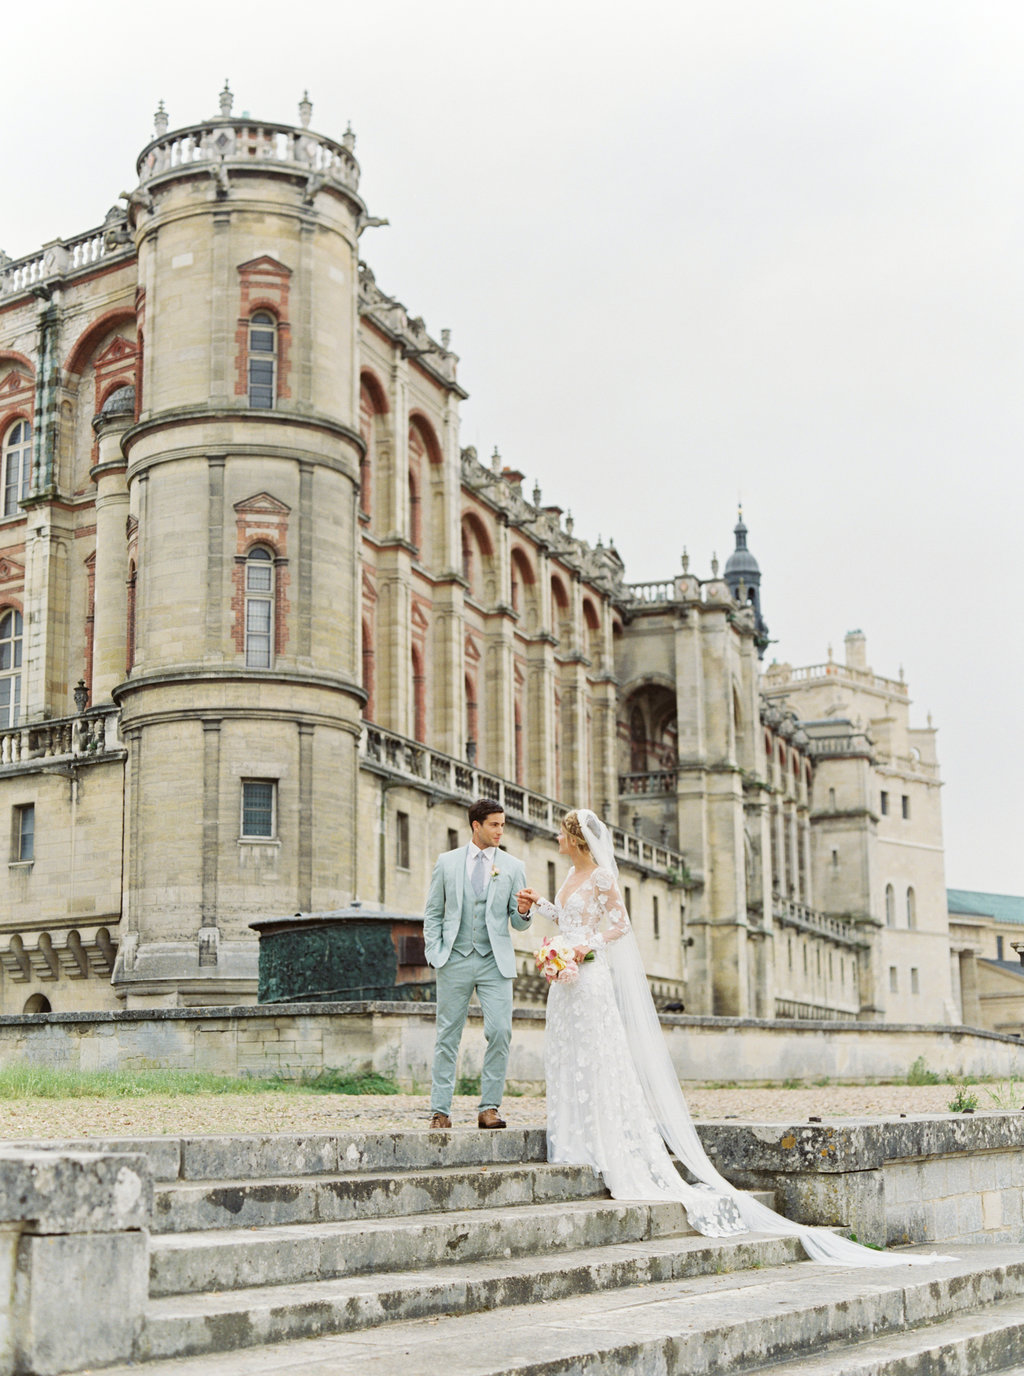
[424,799,532,1129]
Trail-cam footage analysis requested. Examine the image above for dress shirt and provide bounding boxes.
[466,844,496,886]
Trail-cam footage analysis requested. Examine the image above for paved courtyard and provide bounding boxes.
[0,1081,1006,1139]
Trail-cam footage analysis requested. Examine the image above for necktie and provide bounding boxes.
[472,849,487,897]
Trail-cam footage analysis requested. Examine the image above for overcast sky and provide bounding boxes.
[3,0,1021,893]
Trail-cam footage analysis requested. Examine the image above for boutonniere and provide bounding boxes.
[490,866,500,880]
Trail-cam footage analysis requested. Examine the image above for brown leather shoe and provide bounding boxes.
[477,1108,506,1129]
[429,1111,452,1129]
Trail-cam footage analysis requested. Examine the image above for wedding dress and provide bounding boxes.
[533,809,949,1267]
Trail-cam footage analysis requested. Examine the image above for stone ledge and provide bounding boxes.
[0,1149,152,1232]
[697,1112,1024,1174]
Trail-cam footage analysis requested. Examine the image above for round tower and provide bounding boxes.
[112,88,369,1004]
[724,506,769,656]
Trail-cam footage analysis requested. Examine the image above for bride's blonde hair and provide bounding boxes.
[561,810,591,854]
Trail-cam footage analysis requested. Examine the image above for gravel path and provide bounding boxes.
[0,1082,1008,1140]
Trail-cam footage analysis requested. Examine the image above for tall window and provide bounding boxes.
[244,547,274,667]
[248,312,276,408]
[395,811,410,870]
[906,886,917,930]
[0,610,23,728]
[880,791,889,816]
[241,780,275,839]
[652,894,660,940]
[12,803,33,862]
[885,883,896,927]
[2,421,31,517]
[901,794,911,820]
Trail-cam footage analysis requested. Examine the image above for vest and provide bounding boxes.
[452,863,493,957]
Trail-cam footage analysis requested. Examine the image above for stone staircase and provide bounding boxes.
[61,1129,1024,1375]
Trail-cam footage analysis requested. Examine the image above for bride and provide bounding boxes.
[517,807,943,1266]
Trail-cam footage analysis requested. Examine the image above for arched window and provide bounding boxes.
[248,313,276,408]
[126,561,137,673]
[885,883,896,928]
[2,421,31,516]
[411,644,426,743]
[0,609,23,727]
[244,547,274,667]
[906,886,917,930]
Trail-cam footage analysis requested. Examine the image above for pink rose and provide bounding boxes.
[557,963,579,985]
[542,962,560,981]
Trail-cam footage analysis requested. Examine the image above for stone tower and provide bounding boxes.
[112,88,369,1003]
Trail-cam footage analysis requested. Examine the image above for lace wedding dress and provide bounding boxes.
[533,812,949,1266]
[534,868,745,1237]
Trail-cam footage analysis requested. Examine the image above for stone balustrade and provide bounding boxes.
[619,768,678,796]
[766,661,909,695]
[772,893,865,948]
[0,707,121,769]
[136,119,360,191]
[360,721,683,876]
[623,579,678,604]
[0,226,134,300]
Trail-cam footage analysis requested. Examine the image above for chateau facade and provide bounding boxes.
[0,92,964,1028]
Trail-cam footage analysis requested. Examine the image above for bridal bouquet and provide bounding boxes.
[535,936,595,985]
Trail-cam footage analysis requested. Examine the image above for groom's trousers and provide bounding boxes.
[430,950,514,1114]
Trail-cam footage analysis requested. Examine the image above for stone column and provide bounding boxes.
[959,949,982,1027]
[89,407,132,702]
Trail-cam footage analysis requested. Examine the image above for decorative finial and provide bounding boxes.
[898,663,905,682]
[532,480,542,506]
[565,510,574,536]
[218,81,233,118]
[441,328,451,350]
[490,445,501,473]
[681,547,689,574]
[298,91,313,128]
[711,551,719,577]
[154,100,169,137]
[827,642,834,662]
[596,533,603,548]
[737,576,747,602]
[73,679,89,714]
[927,711,933,728]
[343,122,356,151]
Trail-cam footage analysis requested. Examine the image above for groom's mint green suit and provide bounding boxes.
[424,845,531,1114]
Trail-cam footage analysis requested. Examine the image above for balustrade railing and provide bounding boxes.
[1,226,134,300]
[774,998,857,1022]
[623,580,678,604]
[766,662,908,695]
[360,722,683,876]
[137,120,359,190]
[771,893,862,946]
[619,769,677,796]
[0,709,120,768]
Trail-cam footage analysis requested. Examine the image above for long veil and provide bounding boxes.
[574,808,948,1267]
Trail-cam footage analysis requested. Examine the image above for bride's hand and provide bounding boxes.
[573,945,590,964]
[516,887,541,913]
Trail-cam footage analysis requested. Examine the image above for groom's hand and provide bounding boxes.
[516,887,541,914]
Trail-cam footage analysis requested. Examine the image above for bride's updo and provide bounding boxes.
[561,810,591,854]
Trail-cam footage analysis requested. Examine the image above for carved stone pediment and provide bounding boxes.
[0,557,25,582]
[0,370,31,396]
[233,492,291,516]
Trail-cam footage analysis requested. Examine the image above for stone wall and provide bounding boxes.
[2,1003,1024,1089]
[698,1115,1024,1248]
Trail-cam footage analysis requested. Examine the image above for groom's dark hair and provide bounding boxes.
[468,798,503,827]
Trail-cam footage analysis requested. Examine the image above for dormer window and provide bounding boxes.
[248,313,276,408]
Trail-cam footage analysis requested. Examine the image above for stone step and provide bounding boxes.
[152,1159,606,1233]
[762,1292,1024,1374]
[150,1189,781,1297]
[94,1245,1024,1375]
[150,1195,686,1296]
[15,1127,550,1182]
[138,1228,804,1362]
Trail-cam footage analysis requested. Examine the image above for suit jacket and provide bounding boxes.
[423,846,531,979]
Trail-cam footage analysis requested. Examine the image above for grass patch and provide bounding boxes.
[455,1073,482,1097]
[948,1084,979,1113]
[0,1065,402,1099]
[906,1056,941,1086]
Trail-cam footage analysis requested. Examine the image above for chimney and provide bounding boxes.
[844,629,867,670]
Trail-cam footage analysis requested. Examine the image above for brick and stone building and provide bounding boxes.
[0,89,961,1026]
